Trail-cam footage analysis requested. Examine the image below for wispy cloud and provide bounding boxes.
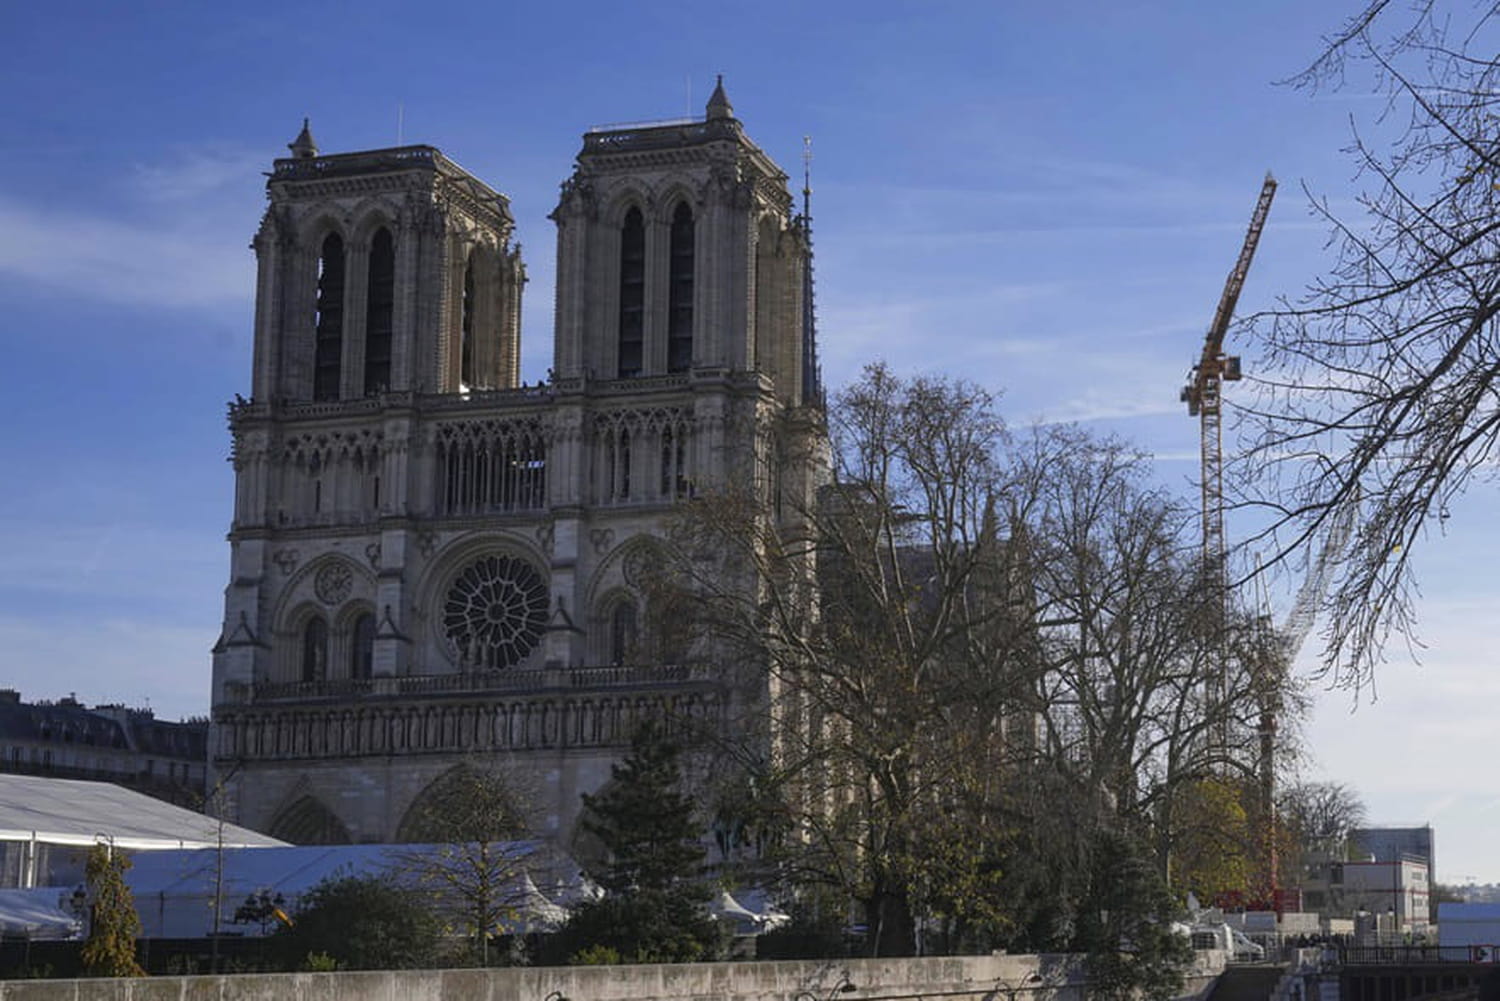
[0,148,259,310]
[129,148,264,204]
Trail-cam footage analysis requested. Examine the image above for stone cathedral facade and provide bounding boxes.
[209,82,827,845]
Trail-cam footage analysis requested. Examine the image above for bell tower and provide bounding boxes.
[249,120,525,402]
[552,77,816,406]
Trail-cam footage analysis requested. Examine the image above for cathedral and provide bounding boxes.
[209,81,828,845]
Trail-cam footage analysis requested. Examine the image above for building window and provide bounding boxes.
[659,424,688,499]
[435,419,548,515]
[618,207,645,377]
[301,617,328,682]
[314,233,345,401]
[460,251,477,388]
[364,227,394,394]
[442,554,549,669]
[605,426,632,501]
[609,599,638,666]
[667,201,694,372]
[350,613,375,680]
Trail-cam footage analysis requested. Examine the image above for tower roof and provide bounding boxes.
[288,117,318,159]
[706,75,734,120]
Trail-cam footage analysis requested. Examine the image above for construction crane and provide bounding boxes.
[1182,172,1277,592]
[1251,495,1356,910]
[1181,173,1277,907]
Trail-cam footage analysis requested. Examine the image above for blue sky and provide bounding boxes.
[3,2,1497,882]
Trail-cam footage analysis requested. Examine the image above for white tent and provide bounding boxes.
[0,888,81,940]
[124,841,581,939]
[735,886,791,932]
[0,774,285,891]
[502,872,570,934]
[710,888,764,936]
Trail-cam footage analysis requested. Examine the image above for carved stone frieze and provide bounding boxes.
[217,683,720,761]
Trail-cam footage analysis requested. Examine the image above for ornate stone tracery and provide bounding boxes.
[441,553,549,669]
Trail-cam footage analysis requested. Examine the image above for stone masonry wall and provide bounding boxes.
[0,952,1227,1001]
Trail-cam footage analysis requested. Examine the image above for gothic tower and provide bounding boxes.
[211,85,826,845]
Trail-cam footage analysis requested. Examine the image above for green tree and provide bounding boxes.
[272,874,440,971]
[1078,830,1193,1001]
[548,723,723,964]
[79,843,146,978]
[1167,778,1254,905]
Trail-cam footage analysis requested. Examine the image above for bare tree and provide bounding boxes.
[392,763,535,965]
[1237,1,1500,691]
[1278,780,1367,861]
[658,363,1033,956]
[1007,427,1291,903]
[659,364,1287,955]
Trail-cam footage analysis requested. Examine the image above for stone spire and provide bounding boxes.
[705,75,734,120]
[288,118,319,159]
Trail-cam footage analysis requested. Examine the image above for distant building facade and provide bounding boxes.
[1352,825,1436,884]
[0,690,207,807]
[210,82,828,846]
[1300,856,1431,935]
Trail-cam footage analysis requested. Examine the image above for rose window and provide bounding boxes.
[442,554,548,669]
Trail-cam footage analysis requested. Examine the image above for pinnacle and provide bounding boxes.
[288,117,319,159]
[706,75,734,120]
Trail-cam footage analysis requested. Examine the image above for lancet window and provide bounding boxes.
[350,612,375,680]
[313,233,345,401]
[597,408,693,504]
[301,617,328,683]
[280,430,384,524]
[667,201,695,373]
[460,251,477,388]
[617,207,645,378]
[364,228,394,394]
[435,417,548,515]
[609,599,639,666]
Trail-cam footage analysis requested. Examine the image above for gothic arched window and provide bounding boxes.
[364,228,394,395]
[460,250,477,388]
[350,612,375,680]
[668,201,695,373]
[313,233,345,401]
[301,617,328,683]
[618,207,645,378]
[610,599,639,666]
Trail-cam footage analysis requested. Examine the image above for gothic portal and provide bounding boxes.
[210,82,828,844]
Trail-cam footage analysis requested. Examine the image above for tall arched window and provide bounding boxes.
[350,612,375,680]
[313,233,345,401]
[364,228,394,395]
[610,599,639,666]
[460,250,477,388]
[618,207,645,378]
[668,202,695,373]
[301,617,328,683]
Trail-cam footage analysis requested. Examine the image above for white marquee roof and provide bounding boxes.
[0,774,285,851]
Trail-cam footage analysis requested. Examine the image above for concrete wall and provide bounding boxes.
[0,951,1228,1001]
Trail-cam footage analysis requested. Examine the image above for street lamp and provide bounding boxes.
[990,972,1044,1001]
[794,974,858,1001]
